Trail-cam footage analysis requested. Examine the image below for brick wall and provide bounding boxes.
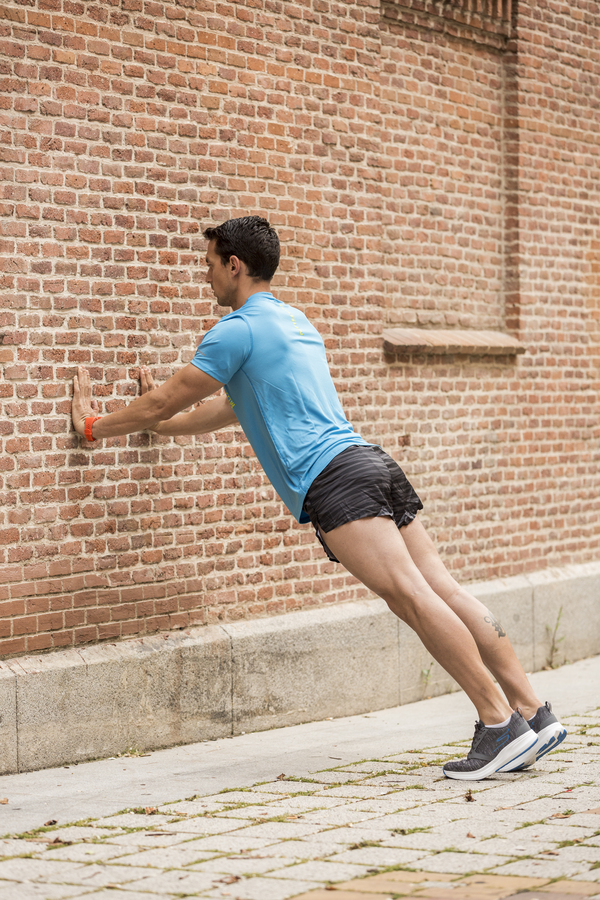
[0,0,598,657]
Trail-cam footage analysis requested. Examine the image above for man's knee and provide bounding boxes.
[380,581,428,626]
[422,569,461,603]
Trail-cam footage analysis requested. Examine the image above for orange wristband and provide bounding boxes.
[84,416,102,442]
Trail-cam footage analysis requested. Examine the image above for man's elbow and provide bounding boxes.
[148,393,178,422]
[143,397,173,431]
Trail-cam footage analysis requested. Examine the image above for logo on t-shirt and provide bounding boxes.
[288,310,304,336]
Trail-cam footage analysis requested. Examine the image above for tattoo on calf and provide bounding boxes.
[484,614,506,638]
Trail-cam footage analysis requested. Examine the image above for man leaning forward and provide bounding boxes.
[72,216,566,780]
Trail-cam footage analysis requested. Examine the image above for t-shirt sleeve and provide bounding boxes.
[190,315,252,384]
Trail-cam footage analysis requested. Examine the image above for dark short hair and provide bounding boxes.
[203,216,280,281]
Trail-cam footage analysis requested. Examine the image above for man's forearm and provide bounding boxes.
[92,392,169,439]
[151,396,237,436]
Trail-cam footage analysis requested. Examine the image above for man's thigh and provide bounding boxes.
[399,517,461,598]
[321,515,431,601]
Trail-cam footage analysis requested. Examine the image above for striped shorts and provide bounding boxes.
[302,445,423,562]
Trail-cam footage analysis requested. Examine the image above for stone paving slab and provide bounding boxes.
[573,871,600,884]
[415,851,515,874]
[52,861,160,888]
[299,807,386,827]
[120,868,218,893]
[98,829,198,848]
[0,838,50,855]
[489,858,596,881]
[0,857,86,882]
[0,885,85,900]
[382,832,467,852]
[0,691,599,899]
[67,892,175,900]
[42,842,131,863]
[195,853,298,875]
[183,834,277,853]
[255,795,346,814]
[107,844,216,867]
[464,836,559,856]
[203,876,321,898]
[330,846,425,867]
[160,816,258,834]
[266,859,370,882]
[91,812,169,829]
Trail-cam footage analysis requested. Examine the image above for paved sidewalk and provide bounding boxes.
[0,655,599,900]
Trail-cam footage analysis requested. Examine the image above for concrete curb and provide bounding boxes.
[0,562,598,774]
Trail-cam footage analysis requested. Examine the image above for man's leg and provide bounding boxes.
[399,517,542,719]
[321,515,513,726]
[322,514,539,779]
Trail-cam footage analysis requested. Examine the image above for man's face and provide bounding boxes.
[205,240,235,306]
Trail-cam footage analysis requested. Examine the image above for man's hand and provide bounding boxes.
[72,367,100,439]
[139,365,158,397]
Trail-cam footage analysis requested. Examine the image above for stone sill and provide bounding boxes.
[383,327,526,357]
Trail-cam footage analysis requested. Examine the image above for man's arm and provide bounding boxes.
[151,395,237,435]
[72,363,224,440]
[139,368,238,435]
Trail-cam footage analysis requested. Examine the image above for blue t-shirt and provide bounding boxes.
[190,292,367,522]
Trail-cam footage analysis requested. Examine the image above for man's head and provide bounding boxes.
[203,216,280,296]
[203,216,280,309]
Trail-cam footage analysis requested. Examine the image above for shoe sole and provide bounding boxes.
[536,722,567,760]
[443,730,537,782]
[497,722,567,773]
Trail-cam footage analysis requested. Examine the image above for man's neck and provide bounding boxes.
[229,280,273,311]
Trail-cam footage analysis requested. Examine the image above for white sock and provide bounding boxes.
[487,715,512,728]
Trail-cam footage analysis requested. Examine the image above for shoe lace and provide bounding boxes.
[467,720,485,758]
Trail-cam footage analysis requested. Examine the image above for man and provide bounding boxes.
[72,215,566,780]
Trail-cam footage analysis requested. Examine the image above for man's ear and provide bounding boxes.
[228,254,243,275]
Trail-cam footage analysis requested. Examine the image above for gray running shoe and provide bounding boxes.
[498,702,567,772]
[443,710,537,781]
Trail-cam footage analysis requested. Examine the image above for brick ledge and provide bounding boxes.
[382,0,511,49]
[383,327,526,356]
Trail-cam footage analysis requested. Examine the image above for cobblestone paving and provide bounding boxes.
[2,709,600,900]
